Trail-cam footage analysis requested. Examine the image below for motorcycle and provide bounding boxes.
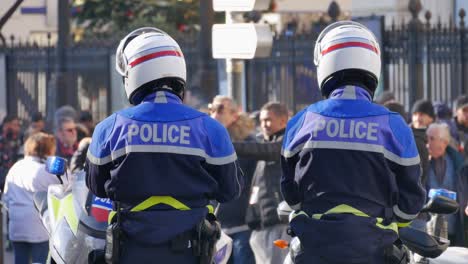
[275,195,468,264]
[34,156,232,264]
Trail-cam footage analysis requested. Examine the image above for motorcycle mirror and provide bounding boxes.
[399,227,449,258]
[45,156,67,180]
[420,195,459,215]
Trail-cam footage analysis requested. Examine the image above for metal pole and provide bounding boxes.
[225,11,245,107]
[198,0,216,100]
[460,9,466,95]
[56,0,70,108]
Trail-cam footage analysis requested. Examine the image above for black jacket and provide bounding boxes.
[243,130,285,229]
[215,135,257,232]
[412,127,429,186]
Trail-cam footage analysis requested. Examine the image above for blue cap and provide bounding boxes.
[428,188,457,201]
[45,156,67,176]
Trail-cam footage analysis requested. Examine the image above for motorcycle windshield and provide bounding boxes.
[73,171,109,237]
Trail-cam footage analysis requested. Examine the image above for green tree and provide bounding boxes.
[73,0,200,38]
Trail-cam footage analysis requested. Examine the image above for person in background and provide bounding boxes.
[246,102,290,264]
[54,117,78,162]
[452,95,468,153]
[3,132,63,264]
[433,101,459,150]
[75,123,90,144]
[54,105,77,125]
[0,115,23,190]
[426,122,467,246]
[410,99,435,186]
[26,112,46,138]
[70,137,92,174]
[383,101,408,123]
[374,90,396,105]
[78,111,95,136]
[411,99,435,129]
[209,95,256,264]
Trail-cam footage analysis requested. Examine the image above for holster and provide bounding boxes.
[105,222,121,264]
[384,240,408,264]
[105,202,122,264]
[192,214,221,264]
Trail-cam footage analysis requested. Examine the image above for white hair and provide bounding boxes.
[426,122,451,143]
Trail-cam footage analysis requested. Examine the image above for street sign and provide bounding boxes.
[212,23,273,59]
[213,0,270,12]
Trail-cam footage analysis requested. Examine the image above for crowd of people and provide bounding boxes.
[0,22,467,264]
[0,85,467,264]
[377,92,468,249]
[0,106,93,263]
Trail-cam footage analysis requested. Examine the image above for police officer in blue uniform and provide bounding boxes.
[281,21,426,263]
[85,27,242,263]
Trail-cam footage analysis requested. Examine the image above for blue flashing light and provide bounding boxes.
[428,188,457,201]
[45,156,67,176]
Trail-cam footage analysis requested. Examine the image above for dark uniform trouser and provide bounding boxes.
[290,214,397,264]
[119,238,199,264]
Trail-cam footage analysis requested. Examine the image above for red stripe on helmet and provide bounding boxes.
[129,50,182,68]
[321,41,379,56]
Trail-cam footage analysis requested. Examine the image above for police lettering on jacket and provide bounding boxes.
[310,118,379,140]
[127,124,191,144]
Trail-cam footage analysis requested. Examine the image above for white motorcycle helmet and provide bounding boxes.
[314,21,381,97]
[115,27,187,104]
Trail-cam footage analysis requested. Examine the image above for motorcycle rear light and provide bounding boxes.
[273,239,289,249]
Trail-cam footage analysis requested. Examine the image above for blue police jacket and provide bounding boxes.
[281,86,426,226]
[86,91,242,244]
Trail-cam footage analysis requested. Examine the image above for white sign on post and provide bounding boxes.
[212,23,273,59]
[213,0,270,11]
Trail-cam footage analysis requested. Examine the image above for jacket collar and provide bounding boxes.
[329,85,372,102]
[142,91,182,105]
[264,128,285,142]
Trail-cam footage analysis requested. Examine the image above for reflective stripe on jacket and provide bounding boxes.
[281,85,426,227]
[86,91,242,243]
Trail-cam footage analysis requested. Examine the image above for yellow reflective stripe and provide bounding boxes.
[311,204,398,233]
[323,204,370,217]
[312,213,322,219]
[291,210,309,220]
[206,204,214,214]
[397,221,411,228]
[108,211,117,224]
[108,196,194,224]
[376,218,399,233]
[55,194,79,235]
[50,195,60,220]
[130,196,191,212]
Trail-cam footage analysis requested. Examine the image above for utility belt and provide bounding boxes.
[287,204,407,264]
[290,204,399,234]
[171,213,221,264]
[104,196,219,264]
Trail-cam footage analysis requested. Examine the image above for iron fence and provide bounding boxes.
[1,8,467,125]
[383,9,467,109]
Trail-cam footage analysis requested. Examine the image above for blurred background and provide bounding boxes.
[0,0,467,124]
